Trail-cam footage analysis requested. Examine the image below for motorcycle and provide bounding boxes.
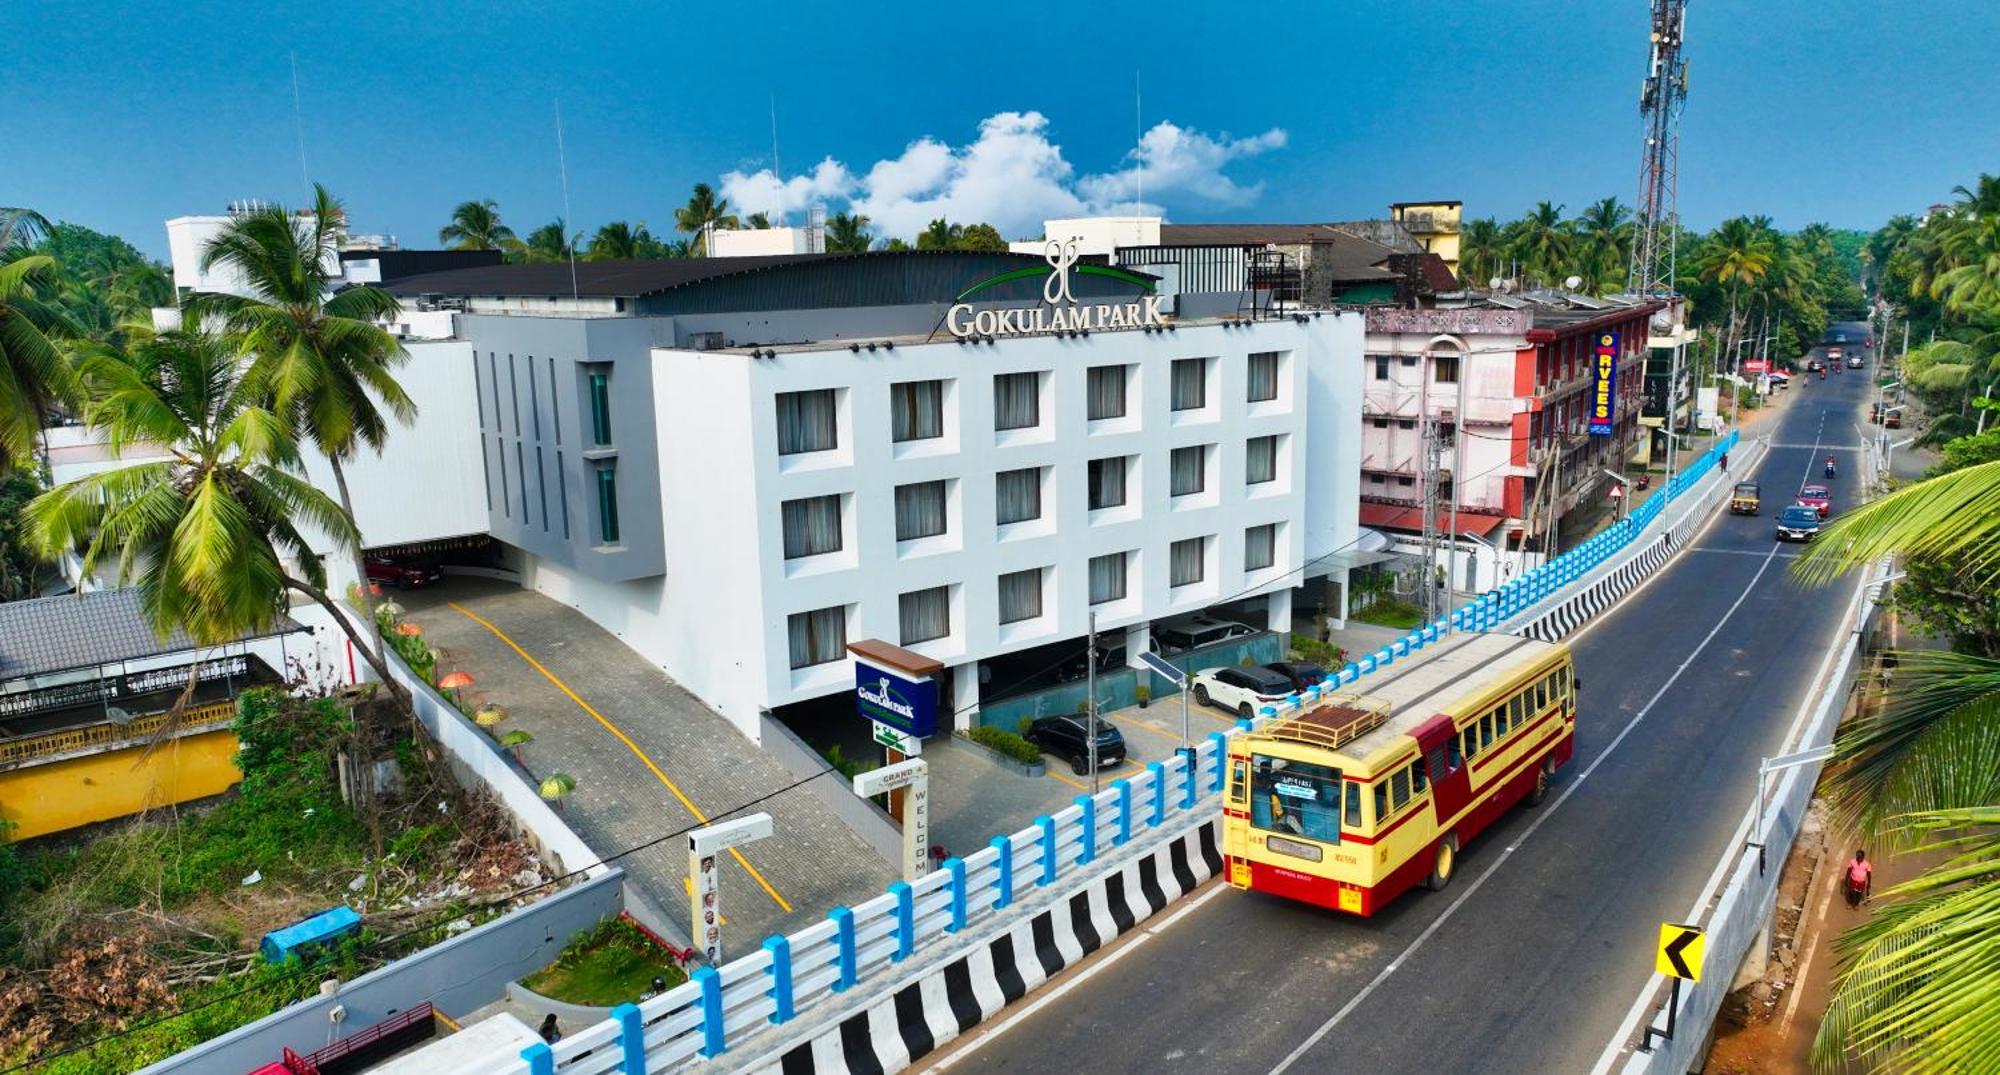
[1825,462,1838,479]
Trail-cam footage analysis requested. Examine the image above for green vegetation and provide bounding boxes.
[1351,598,1424,630]
[522,917,685,1007]
[1288,637,1346,669]
[438,198,515,251]
[820,743,868,780]
[968,725,1043,765]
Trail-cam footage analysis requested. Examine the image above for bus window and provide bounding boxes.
[1461,726,1478,759]
[1249,756,1341,842]
[1391,768,1410,809]
[1411,757,1429,794]
[1509,694,1526,727]
[1493,705,1509,736]
[1479,714,1494,749]
[1228,759,1249,806]
[1535,677,1550,711]
[1374,781,1389,824]
[1344,779,1363,829]
[1445,737,1462,770]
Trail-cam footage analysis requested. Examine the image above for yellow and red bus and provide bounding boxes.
[1221,632,1577,916]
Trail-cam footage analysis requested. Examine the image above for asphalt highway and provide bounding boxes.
[928,324,1880,1075]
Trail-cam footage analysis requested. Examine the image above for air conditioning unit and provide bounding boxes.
[688,331,727,351]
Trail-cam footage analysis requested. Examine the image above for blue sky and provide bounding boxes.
[10,0,1996,259]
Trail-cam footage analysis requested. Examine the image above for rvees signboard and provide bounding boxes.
[855,660,939,739]
[1588,330,1620,436]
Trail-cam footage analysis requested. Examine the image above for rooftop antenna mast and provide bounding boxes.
[769,94,785,227]
[1626,0,1689,297]
[1134,70,1143,216]
[554,98,580,301]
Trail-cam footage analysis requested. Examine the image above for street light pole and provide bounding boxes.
[1086,609,1099,795]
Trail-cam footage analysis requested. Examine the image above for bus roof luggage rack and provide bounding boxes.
[1258,694,1392,751]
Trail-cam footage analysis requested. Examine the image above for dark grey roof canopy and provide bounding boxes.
[0,588,306,682]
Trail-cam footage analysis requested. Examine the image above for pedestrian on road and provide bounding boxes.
[540,1013,562,1043]
[1845,849,1874,909]
[1720,452,1729,474]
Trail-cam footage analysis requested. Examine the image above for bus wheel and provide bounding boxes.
[1526,760,1554,807]
[1425,836,1459,892]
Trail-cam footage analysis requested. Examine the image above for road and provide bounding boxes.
[927,324,1880,1075]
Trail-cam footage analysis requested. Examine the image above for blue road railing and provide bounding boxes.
[497,430,1743,1074]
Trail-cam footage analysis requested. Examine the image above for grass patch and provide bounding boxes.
[523,918,685,1007]
[1351,598,1425,629]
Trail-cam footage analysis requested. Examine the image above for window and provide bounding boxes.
[1509,694,1526,726]
[1087,365,1128,420]
[1344,779,1363,829]
[1170,445,1207,496]
[787,606,846,669]
[1401,356,1417,367]
[594,465,620,545]
[1247,351,1281,402]
[997,568,1043,624]
[1462,724,1480,760]
[776,389,837,454]
[1397,475,1415,487]
[1089,552,1128,604]
[1398,419,1416,430]
[1373,357,1389,380]
[1371,417,1390,429]
[588,369,612,445]
[1534,677,1550,711]
[1411,758,1429,794]
[1246,435,1278,485]
[1250,756,1342,843]
[1170,536,1206,587]
[899,586,950,645]
[1446,736,1462,769]
[994,371,1040,430]
[894,481,947,541]
[1391,768,1411,810]
[1374,782,1389,824]
[1480,714,1495,749]
[780,494,842,559]
[891,380,944,442]
[1170,358,1208,411]
[1088,456,1127,510]
[1434,354,1461,383]
[995,468,1041,525]
[1245,523,1277,571]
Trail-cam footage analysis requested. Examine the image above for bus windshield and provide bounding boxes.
[1250,755,1342,843]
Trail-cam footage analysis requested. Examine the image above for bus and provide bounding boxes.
[1221,632,1577,917]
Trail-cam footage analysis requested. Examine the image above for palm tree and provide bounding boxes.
[515,219,579,263]
[1503,202,1570,286]
[916,219,964,251]
[185,184,414,673]
[1697,217,1778,363]
[673,184,738,255]
[588,221,669,261]
[745,212,772,229]
[824,212,873,254]
[0,251,79,474]
[438,199,516,251]
[1,208,53,259]
[1458,217,1504,288]
[1932,214,2000,315]
[26,327,404,690]
[1570,198,1633,294]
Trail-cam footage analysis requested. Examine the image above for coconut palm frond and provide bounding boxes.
[1821,652,2000,840]
[1794,460,2000,584]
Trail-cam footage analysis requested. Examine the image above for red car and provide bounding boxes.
[1796,484,1832,518]
[365,555,444,589]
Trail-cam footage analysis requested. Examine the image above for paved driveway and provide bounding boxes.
[398,578,896,948]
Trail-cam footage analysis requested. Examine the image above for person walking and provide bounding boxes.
[1844,849,1874,909]
[1720,451,1729,475]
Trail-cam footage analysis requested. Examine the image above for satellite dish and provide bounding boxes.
[1565,275,1584,291]
[106,706,134,725]
[1498,280,1515,294]
[1487,276,1504,290]
[1650,311,1674,332]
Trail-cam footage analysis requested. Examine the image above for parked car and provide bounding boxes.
[1796,484,1832,518]
[1054,645,1124,685]
[1189,665,1296,719]
[1024,715,1126,775]
[1149,615,1258,656]
[1262,661,1329,694]
[364,555,443,589]
[1775,505,1823,542]
[1729,481,1762,515]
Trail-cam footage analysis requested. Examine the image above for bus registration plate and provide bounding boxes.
[1229,859,1252,887]
[1338,887,1363,913]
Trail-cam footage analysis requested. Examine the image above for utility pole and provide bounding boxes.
[1085,609,1100,795]
[1419,409,1445,623]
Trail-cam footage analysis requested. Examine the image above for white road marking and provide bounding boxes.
[922,882,1228,1072]
[1269,540,1788,1075]
[1693,548,1804,559]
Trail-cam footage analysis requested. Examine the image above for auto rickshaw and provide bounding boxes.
[1730,481,1762,515]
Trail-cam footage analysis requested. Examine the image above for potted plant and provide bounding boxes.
[1136,685,1152,709]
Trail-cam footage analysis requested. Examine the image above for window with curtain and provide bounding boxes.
[787,606,846,669]
[997,568,1043,624]
[1245,523,1277,571]
[899,586,950,644]
[891,380,944,442]
[780,494,842,559]
[995,467,1041,525]
[1170,536,1206,587]
[1247,352,1280,402]
[1087,364,1128,420]
[1170,358,1208,411]
[894,480,947,541]
[1170,445,1208,496]
[1088,456,1127,510]
[1089,552,1128,605]
[776,389,838,454]
[993,372,1041,430]
[1246,435,1278,485]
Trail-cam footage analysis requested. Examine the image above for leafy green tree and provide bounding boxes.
[1569,197,1632,294]
[916,218,962,251]
[185,185,414,671]
[1,208,53,258]
[0,251,79,474]
[26,328,400,687]
[913,219,1008,253]
[1696,216,1778,361]
[673,184,738,255]
[438,199,516,251]
[880,237,912,252]
[513,219,579,263]
[587,220,672,260]
[956,223,1008,253]
[824,212,873,253]
[1507,201,1571,285]
[1458,216,1504,287]
[0,472,42,600]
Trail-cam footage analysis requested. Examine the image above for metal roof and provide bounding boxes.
[0,588,306,682]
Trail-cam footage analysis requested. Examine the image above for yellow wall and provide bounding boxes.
[1393,201,1463,273]
[0,730,242,841]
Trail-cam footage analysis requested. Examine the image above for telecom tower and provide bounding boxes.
[1627,0,1689,297]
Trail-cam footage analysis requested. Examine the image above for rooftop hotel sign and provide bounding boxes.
[1588,330,1620,436]
[946,238,1165,339]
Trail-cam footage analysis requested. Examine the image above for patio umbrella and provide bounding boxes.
[474,703,507,727]
[437,671,475,691]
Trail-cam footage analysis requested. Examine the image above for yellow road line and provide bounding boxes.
[445,601,792,913]
[434,1010,462,1032]
[1045,760,1139,792]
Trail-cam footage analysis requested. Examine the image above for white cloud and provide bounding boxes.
[715,111,1287,241]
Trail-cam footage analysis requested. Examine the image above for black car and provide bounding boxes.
[1025,715,1127,775]
[1261,661,1329,694]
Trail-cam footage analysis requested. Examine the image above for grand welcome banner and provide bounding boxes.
[1588,330,1620,436]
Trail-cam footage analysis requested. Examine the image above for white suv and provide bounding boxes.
[1189,665,1297,718]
